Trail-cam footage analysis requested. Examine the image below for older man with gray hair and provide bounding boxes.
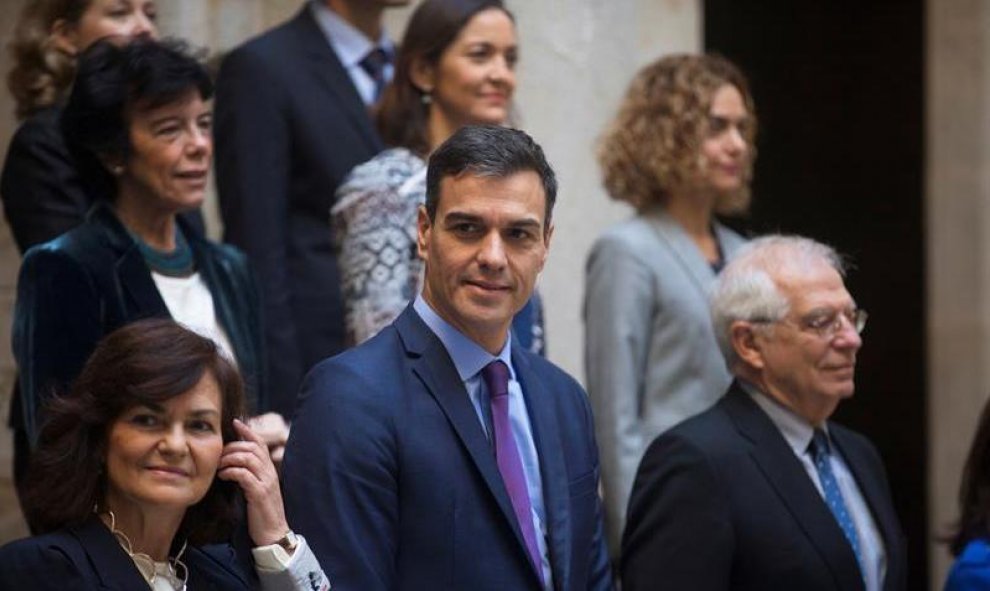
[621,235,907,591]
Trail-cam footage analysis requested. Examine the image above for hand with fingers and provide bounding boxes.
[218,418,291,548]
[246,412,290,464]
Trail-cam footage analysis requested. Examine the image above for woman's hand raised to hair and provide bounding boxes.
[217,418,291,548]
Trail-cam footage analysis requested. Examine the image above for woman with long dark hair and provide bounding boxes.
[0,319,327,590]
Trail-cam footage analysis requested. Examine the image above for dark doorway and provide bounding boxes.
[705,1,927,587]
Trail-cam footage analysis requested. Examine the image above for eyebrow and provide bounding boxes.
[443,212,542,229]
[133,403,220,417]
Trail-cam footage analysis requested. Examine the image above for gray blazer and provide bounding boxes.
[583,207,746,553]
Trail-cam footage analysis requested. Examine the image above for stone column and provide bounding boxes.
[511,0,702,379]
[927,0,990,586]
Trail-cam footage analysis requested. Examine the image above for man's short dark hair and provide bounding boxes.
[425,125,557,229]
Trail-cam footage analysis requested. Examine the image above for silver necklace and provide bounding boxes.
[101,510,189,591]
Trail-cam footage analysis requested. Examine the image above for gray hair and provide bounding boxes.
[710,235,846,369]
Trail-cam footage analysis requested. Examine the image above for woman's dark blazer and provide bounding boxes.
[11,202,267,445]
[0,516,250,590]
[0,107,205,255]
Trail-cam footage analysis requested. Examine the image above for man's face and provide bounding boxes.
[755,260,863,423]
[418,171,552,352]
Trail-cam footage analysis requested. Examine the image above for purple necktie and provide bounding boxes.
[482,360,545,584]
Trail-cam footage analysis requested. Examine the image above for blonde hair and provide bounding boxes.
[598,53,758,214]
[7,0,91,119]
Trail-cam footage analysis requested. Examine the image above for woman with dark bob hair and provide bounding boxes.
[946,397,990,588]
[11,38,286,508]
[332,0,545,353]
[0,319,328,590]
[583,53,758,553]
[1,0,205,255]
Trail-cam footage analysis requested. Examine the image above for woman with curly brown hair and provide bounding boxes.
[1,0,204,254]
[583,53,758,553]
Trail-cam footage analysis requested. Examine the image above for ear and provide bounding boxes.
[730,320,766,370]
[409,56,436,96]
[416,205,432,262]
[50,18,80,56]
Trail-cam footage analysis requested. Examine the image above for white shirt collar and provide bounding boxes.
[740,380,829,456]
[309,0,394,68]
[412,295,514,382]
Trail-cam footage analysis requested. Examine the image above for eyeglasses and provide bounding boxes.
[756,308,868,340]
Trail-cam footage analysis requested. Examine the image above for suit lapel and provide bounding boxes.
[394,308,537,578]
[514,349,570,590]
[646,209,719,299]
[830,427,902,591]
[292,7,382,154]
[90,204,169,319]
[71,517,155,590]
[722,385,865,591]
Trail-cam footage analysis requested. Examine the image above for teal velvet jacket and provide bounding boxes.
[11,203,267,443]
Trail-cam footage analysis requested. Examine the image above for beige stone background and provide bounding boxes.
[0,0,976,588]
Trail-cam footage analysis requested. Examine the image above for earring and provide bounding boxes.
[110,164,124,176]
[421,91,432,105]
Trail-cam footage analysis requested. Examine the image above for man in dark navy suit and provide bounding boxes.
[214,0,408,417]
[283,125,613,590]
[622,235,907,591]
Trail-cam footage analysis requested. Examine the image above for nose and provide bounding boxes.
[158,425,188,456]
[832,317,863,350]
[131,13,157,40]
[186,127,212,159]
[489,55,515,89]
[477,231,507,271]
[725,125,747,155]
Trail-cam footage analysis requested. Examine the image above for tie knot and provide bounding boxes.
[482,360,510,399]
[359,47,390,79]
[809,428,831,460]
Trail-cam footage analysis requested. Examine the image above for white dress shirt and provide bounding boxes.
[310,0,395,106]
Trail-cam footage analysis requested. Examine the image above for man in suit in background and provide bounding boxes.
[622,235,906,591]
[213,0,408,417]
[283,125,613,590]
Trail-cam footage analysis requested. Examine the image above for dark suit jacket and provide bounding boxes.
[214,6,383,416]
[0,516,249,590]
[1,107,204,255]
[283,306,613,590]
[621,382,907,591]
[12,202,266,444]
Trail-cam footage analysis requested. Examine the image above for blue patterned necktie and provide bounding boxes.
[359,47,389,102]
[809,428,864,578]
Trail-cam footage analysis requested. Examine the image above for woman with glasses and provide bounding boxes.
[583,53,758,554]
